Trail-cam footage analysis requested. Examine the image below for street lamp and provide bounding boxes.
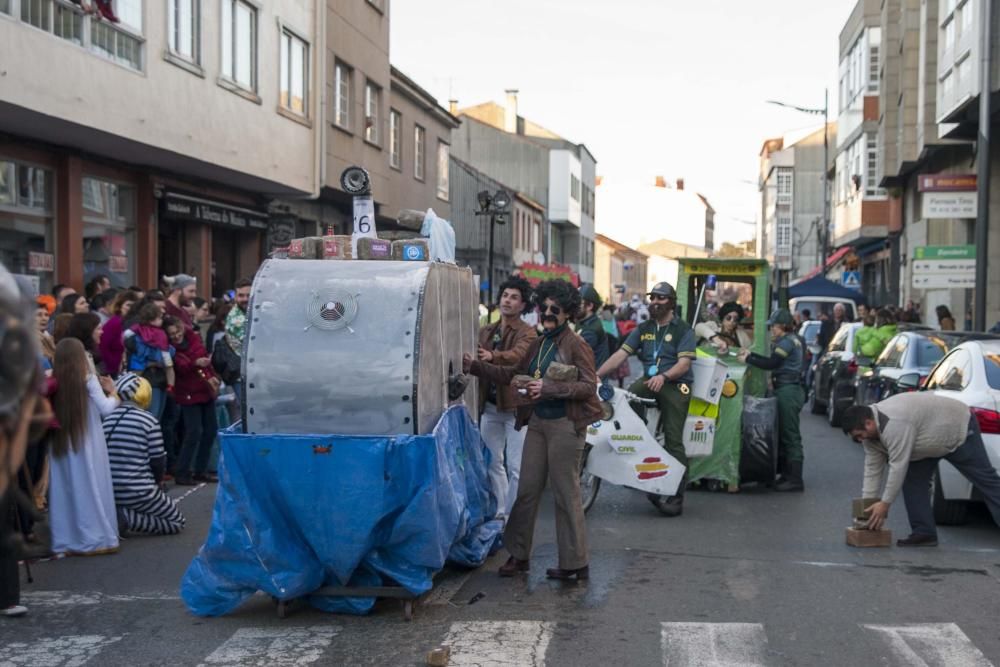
[766,89,830,272]
[475,189,511,318]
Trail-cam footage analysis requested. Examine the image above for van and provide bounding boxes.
[789,296,857,323]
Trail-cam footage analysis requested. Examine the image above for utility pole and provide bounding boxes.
[975,0,992,330]
[822,87,830,273]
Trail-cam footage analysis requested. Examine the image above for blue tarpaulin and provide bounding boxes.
[181,406,502,616]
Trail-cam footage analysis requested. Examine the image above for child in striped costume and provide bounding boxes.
[103,374,185,535]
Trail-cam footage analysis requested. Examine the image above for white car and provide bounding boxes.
[918,339,1000,524]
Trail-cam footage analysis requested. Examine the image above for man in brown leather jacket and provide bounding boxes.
[476,276,537,518]
[466,279,602,581]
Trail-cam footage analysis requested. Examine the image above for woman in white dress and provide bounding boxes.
[49,337,121,555]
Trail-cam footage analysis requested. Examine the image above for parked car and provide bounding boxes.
[809,321,863,426]
[854,331,1000,406]
[799,320,822,391]
[918,339,1000,525]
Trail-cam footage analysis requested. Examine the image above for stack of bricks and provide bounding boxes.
[845,497,892,547]
[321,235,353,260]
[356,237,392,260]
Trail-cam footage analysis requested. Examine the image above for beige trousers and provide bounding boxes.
[503,416,589,570]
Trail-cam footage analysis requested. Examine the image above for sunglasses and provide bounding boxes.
[723,314,739,322]
[538,303,562,315]
[649,295,671,303]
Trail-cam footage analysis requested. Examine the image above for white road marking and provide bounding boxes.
[863,623,995,667]
[0,634,122,667]
[170,482,207,502]
[444,621,554,667]
[197,626,341,667]
[22,591,180,607]
[661,622,769,667]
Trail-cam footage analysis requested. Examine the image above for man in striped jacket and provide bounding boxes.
[104,374,185,535]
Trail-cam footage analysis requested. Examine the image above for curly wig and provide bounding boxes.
[718,302,745,322]
[533,279,581,314]
[497,275,535,314]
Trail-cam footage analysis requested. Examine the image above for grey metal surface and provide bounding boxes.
[243,259,476,436]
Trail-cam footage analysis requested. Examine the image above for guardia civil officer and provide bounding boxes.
[575,284,610,370]
[737,308,805,492]
[596,282,696,516]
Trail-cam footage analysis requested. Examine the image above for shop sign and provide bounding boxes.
[266,214,297,254]
[162,193,269,231]
[109,255,128,273]
[683,262,766,277]
[917,174,977,192]
[922,191,977,219]
[28,251,54,272]
[517,262,580,287]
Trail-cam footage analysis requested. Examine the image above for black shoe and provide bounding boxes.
[897,533,938,547]
[648,493,683,517]
[174,475,197,486]
[545,565,589,580]
[498,556,530,577]
[116,507,130,538]
[774,461,804,492]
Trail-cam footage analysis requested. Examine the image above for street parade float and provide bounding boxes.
[676,258,779,490]
[181,169,501,620]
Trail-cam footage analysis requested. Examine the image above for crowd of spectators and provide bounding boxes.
[4,270,251,617]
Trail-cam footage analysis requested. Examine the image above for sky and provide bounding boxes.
[390,0,857,245]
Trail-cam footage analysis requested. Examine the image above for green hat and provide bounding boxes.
[767,308,794,326]
[648,282,676,299]
[579,284,603,307]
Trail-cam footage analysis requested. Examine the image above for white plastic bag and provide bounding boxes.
[420,208,456,263]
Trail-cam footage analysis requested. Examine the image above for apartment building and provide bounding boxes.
[451,91,597,283]
[281,3,458,236]
[758,125,835,286]
[830,0,894,307]
[0,0,319,295]
[594,233,648,306]
[0,0,457,297]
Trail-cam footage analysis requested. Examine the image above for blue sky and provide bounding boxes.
[391,0,857,244]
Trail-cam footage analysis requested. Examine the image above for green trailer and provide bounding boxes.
[675,258,778,490]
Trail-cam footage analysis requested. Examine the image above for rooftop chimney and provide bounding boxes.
[676,178,685,191]
[504,89,519,133]
[654,176,667,188]
[448,99,458,115]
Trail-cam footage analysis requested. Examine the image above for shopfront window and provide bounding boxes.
[0,159,54,295]
[82,176,136,288]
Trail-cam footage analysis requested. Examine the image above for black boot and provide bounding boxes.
[648,474,685,516]
[774,461,804,492]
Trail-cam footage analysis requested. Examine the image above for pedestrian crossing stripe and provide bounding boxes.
[198,626,341,667]
[0,634,122,667]
[2,621,996,666]
[661,623,769,666]
[863,623,994,667]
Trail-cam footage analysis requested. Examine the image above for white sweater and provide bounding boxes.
[862,393,971,503]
